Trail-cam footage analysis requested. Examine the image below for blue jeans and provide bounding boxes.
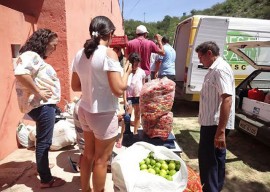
[28,104,56,183]
[198,125,227,192]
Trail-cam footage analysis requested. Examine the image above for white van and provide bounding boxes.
[173,15,270,101]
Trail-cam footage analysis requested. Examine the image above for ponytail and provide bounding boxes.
[84,16,116,59]
[83,37,99,59]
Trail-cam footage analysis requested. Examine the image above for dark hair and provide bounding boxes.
[195,41,220,56]
[19,28,58,59]
[128,52,141,64]
[84,16,116,59]
[162,36,169,44]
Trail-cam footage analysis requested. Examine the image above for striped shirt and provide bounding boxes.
[198,57,235,129]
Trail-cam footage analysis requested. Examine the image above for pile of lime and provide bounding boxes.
[139,151,181,181]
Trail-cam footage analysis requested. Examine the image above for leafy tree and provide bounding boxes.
[124,0,269,42]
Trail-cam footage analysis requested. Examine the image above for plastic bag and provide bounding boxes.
[111,142,188,192]
[248,88,265,101]
[16,123,35,148]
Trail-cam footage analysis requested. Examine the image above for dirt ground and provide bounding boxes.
[172,100,270,192]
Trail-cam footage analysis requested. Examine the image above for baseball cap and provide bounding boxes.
[136,25,149,34]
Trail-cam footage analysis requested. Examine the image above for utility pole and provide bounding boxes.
[122,0,124,29]
[122,0,124,20]
[144,12,146,23]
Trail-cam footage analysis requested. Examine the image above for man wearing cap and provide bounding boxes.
[126,25,165,81]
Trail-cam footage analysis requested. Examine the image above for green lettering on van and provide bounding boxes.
[223,31,257,66]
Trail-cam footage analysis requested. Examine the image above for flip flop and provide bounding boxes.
[40,176,66,189]
[68,156,79,173]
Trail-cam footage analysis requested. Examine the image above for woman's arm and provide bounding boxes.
[15,74,51,102]
[107,48,132,97]
[71,72,81,91]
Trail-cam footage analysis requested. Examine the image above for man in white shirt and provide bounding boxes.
[195,41,235,192]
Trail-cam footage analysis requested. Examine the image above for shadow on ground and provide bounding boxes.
[174,130,199,160]
[172,99,199,117]
[172,99,270,191]
[227,130,270,172]
[223,176,270,192]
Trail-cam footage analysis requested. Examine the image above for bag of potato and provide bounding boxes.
[111,142,188,192]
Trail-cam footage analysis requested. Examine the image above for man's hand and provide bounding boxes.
[214,131,226,149]
[154,34,162,42]
[36,89,52,102]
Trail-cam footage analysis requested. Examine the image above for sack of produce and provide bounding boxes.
[184,166,203,192]
[111,142,188,192]
[140,77,175,139]
[16,123,35,148]
[142,112,173,140]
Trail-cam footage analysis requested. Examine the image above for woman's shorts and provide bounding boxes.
[127,97,140,105]
[78,107,119,140]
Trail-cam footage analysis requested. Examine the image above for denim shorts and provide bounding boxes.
[127,97,140,105]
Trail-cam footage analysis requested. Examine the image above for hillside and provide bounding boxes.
[124,0,270,41]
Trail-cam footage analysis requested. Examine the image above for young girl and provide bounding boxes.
[116,53,146,147]
[125,52,146,133]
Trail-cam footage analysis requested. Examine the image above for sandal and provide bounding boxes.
[68,156,79,173]
[40,176,66,189]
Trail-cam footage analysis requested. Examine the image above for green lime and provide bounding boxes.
[168,162,176,170]
[150,159,156,166]
[154,167,160,174]
[166,175,173,181]
[169,169,176,176]
[161,163,168,170]
[140,164,147,170]
[175,164,181,171]
[159,171,167,178]
[155,162,161,168]
[139,160,145,166]
[148,168,156,174]
[144,158,151,165]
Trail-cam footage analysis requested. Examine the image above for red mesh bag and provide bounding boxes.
[140,77,175,140]
[142,112,173,140]
[184,166,203,192]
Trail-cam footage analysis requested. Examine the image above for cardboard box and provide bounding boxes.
[242,97,270,122]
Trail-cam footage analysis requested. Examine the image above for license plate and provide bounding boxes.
[239,120,258,136]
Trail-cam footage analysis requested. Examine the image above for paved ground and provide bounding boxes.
[0,143,126,192]
[0,98,187,192]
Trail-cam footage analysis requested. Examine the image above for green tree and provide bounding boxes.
[124,0,270,42]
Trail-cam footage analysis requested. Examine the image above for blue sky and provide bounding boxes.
[121,0,226,22]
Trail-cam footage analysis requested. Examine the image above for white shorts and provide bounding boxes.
[78,107,119,140]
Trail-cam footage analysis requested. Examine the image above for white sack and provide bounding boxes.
[28,119,76,150]
[111,142,188,192]
[50,119,76,150]
[16,123,35,148]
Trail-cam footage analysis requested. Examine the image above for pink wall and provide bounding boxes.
[0,0,124,160]
[0,5,37,160]
[65,0,124,100]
